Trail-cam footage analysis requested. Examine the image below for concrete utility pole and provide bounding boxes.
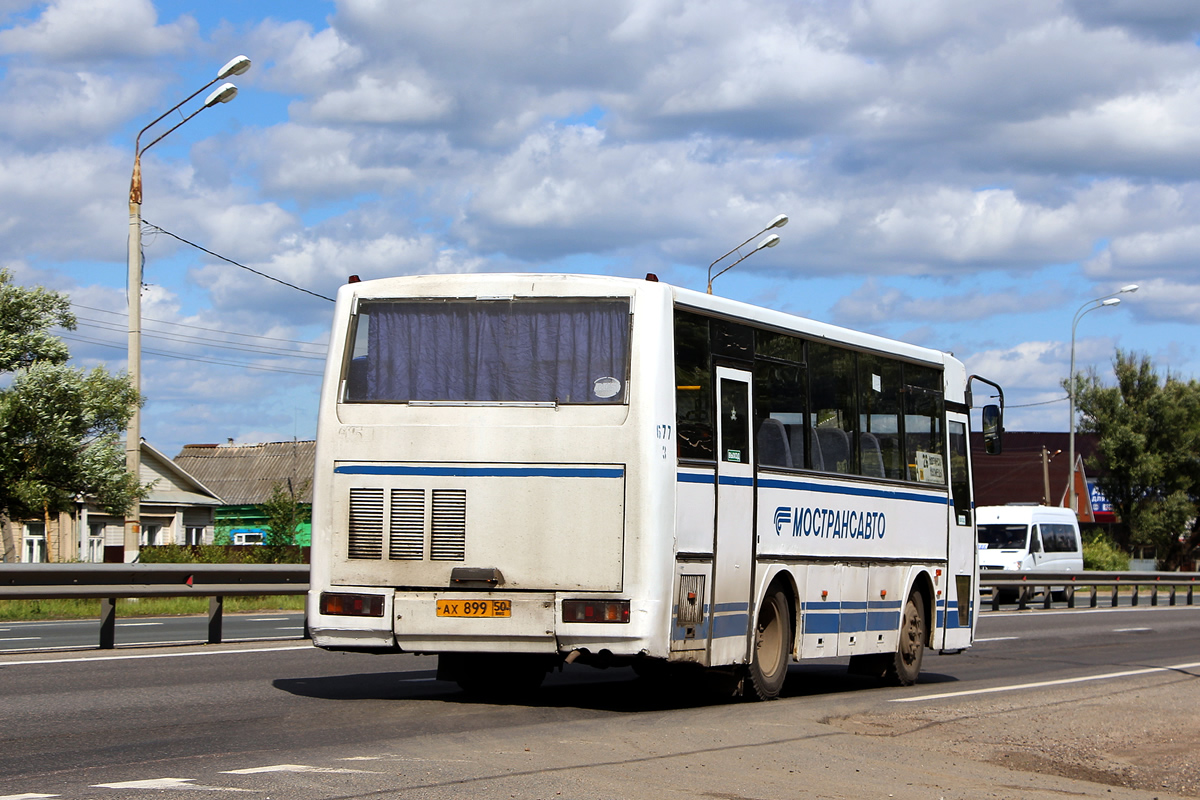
[124,56,250,561]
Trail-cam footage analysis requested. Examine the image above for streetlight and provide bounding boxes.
[124,55,250,561]
[706,213,788,294]
[1067,283,1138,515]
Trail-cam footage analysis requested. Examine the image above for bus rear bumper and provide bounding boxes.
[393,591,559,653]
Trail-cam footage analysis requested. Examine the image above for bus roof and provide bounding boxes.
[338,272,953,369]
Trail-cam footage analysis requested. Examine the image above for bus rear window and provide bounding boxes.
[343,298,631,404]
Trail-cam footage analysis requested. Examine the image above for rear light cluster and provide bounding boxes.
[562,599,630,623]
[320,592,385,617]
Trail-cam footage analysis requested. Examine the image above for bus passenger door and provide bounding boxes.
[942,416,975,650]
[710,367,755,666]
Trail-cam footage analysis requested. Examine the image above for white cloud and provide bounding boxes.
[244,123,416,198]
[830,278,1064,328]
[304,73,454,125]
[0,68,160,143]
[0,0,194,60]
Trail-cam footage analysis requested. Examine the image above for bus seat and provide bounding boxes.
[816,427,851,473]
[860,432,885,478]
[792,425,822,471]
[756,418,792,468]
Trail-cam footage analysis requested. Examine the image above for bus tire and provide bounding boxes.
[745,588,791,701]
[885,591,926,686]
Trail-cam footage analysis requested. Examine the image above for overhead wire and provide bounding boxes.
[70,315,326,360]
[70,302,324,347]
[58,332,324,377]
[140,219,336,303]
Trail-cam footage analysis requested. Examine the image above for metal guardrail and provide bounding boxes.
[979,570,1199,611]
[0,563,309,649]
[2,564,1195,650]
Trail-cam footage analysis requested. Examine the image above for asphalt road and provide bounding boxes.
[0,612,306,651]
[1,604,1198,799]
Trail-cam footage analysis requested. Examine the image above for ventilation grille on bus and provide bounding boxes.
[347,487,467,562]
[389,489,424,560]
[430,489,467,561]
[348,488,384,559]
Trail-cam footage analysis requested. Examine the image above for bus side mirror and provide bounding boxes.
[982,404,1002,455]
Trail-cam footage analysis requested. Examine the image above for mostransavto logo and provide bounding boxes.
[774,506,886,540]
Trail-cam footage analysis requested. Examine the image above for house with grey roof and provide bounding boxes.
[172,440,314,546]
[2,440,221,563]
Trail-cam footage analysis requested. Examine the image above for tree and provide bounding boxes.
[259,478,310,563]
[0,269,145,562]
[1072,350,1200,570]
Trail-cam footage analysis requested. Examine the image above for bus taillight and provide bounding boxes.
[320,592,385,617]
[562,599,630,623]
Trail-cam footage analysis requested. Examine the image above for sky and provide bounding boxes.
[2,0,1199,458]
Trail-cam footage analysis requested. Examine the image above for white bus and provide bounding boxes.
[307,273,1003,699]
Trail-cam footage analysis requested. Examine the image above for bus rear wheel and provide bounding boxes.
[745,588,791,701]
[885,592,926,686]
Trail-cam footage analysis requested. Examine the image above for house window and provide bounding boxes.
[23,523,46,563]
[140,525,161,547]
[185,526,205,546]
[88,523,106,563]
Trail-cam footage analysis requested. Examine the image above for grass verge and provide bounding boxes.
[0,595,306,622]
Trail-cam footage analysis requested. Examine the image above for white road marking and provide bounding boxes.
[1114,627,1152,633]
[0,793,60,799]
[115,622,163,627]
[986,604,1200,618]
[0,644,313,667]
[246,617,290,622]
[222,764,378,775]
[0,638,42,642]
[974,636,1019,642]
[91,778,253,791]
[893,659,1200,703]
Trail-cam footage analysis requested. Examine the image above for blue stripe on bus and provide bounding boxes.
[334,465,624,479]
[801,600,914,636]
[669,601,751,642]
[719,475,754,487]
[711,613,750,639]
[757,477,948,505]
[676,471,949,505]
[675,598,957,641]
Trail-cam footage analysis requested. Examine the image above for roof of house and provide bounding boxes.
[141,441,223,507]
[970,431,1102,508]
[173,440,315,506]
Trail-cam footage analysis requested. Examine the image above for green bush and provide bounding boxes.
[138,544,305,564]
[1082,530,1131,571]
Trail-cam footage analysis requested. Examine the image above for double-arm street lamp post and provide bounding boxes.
[123,55,250,561]
[1066,283,1138,515]
[706,213,788,294]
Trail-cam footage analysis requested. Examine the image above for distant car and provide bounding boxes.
[977,505,1083,600]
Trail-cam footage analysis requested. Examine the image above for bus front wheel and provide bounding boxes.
[745,588,792,700]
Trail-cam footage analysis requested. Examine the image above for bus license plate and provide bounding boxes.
[437,599,511,618]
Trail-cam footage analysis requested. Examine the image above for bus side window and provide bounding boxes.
[809,342,858,475]
[904,365,944,483]
[675,311,714,460]
[860,355,903,479]
[754,357,806,469]
[948,421,970,525]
